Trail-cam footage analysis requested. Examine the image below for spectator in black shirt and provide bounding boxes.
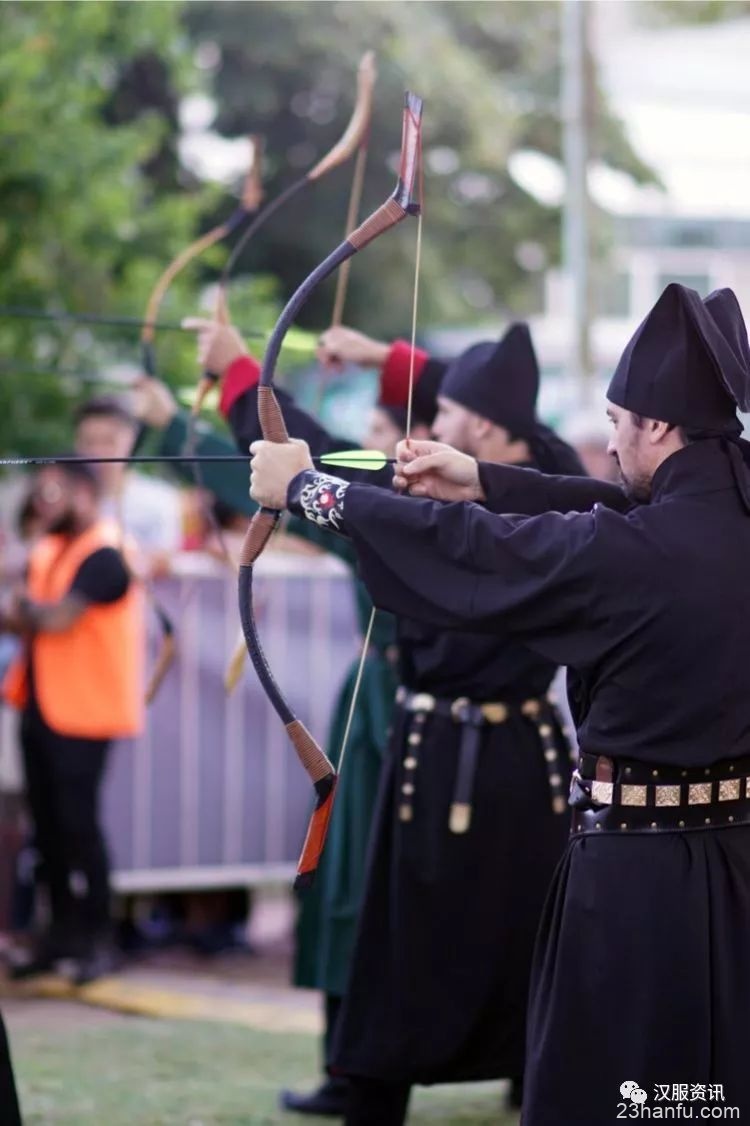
[1,462,143,984]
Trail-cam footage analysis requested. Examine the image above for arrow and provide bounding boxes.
[0,305,266,339]
[0,450,392,471]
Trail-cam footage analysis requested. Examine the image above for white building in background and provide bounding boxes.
[433,5,750,429]
[531,213,750,424]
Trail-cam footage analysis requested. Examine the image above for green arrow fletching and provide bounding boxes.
[317,449,388,472]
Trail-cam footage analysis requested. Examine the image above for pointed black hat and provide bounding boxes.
[439,322,540,437]
[606,283,750,428]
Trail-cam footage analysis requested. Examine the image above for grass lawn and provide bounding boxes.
[10,1012,520,1125]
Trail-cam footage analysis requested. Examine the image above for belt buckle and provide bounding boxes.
[409,692,435,714]
[450,696,472,723]
[481,702,508,724]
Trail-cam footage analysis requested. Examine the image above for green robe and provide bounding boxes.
[157,412,397,993]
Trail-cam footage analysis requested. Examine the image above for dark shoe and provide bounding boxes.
[508,1076,524,1110]
[7,950,55,981]
[69,944,121,987]
[6,931,67,980]
[280,1078,350,1116]
[190,922,256,957]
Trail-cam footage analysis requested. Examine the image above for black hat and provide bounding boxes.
[606,283,750,428]
[439,323,540,437]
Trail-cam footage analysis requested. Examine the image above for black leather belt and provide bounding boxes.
[571,750,750,835]
[395,688,571,832]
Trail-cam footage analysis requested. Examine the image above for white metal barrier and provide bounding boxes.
[103,554,359,893]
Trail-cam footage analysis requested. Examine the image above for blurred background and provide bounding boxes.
[4,0,750,447]
[1,2,749,1122]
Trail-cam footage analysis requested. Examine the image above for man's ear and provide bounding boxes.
[649,418,672,446]
[473,413,493,440]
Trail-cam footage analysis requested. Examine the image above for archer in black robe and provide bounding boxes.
[225,338,580,1101]
[283,434,750,1126]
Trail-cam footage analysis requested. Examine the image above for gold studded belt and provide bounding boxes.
[395,688,572,833]
[571,751,750,835]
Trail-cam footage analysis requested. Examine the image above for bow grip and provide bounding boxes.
[239,508,279,566]
[237,388,288,568]
[258,386,289,444]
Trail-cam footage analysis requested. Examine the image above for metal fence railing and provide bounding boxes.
[103,556,359,892]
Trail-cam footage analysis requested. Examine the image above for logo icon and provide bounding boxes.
[620,1081,648,1104]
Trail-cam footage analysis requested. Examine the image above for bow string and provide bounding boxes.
[237,91,424,889]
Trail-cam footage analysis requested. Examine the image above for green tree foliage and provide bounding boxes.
[0,0,657,456]
[184,0,655,337]
[0,1,237,455]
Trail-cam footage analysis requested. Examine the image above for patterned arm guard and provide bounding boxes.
[288,470,350,532]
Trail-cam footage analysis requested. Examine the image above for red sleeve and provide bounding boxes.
[219,354,261,417]
[378,340,429,407]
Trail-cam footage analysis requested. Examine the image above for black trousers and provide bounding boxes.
[345,1078,411,1126]
[0,1015,21,1125]
[323,994,343,1068]
[326,997,410,1123]
[20,706,112,956]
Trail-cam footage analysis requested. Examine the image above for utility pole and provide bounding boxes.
[561,0,594,404]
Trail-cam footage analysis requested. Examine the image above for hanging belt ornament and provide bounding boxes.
[238,92,424,889]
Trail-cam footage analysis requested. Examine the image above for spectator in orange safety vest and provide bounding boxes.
[1,460,144,985]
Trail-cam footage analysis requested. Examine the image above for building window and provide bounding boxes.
[656,272,711,297]
[668,224,714,248]
[596,270,631,317]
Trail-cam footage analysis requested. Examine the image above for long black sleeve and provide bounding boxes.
[287,469,641,672]
[477,462,631,516]
[226,384,395,488]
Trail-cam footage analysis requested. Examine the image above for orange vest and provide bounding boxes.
[2,521,145,739]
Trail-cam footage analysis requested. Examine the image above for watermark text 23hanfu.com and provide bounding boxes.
[618,1082,741,1119]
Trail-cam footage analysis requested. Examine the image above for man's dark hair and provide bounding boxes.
[631,413,684,440]
[74,395,136,429]
[16,492,39,537]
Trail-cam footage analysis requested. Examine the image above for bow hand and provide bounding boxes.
[316,325,389,372]
[249,438,313,510]
[182,316,248,381]
[131,376,179,431]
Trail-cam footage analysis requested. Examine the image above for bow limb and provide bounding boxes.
[306,50,377,182]
[224,63,377,695]
[193,55,376,697]
[309,115,372,418]
[238,92,423,889]
[140,140,264,378]
[329,139,369,330]
[226,51,377,280]
[136,145,263,701]
[191,52,378,419]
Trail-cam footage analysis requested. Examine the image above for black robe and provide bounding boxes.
[296,438,750,1124]
[230,386,575,1085]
